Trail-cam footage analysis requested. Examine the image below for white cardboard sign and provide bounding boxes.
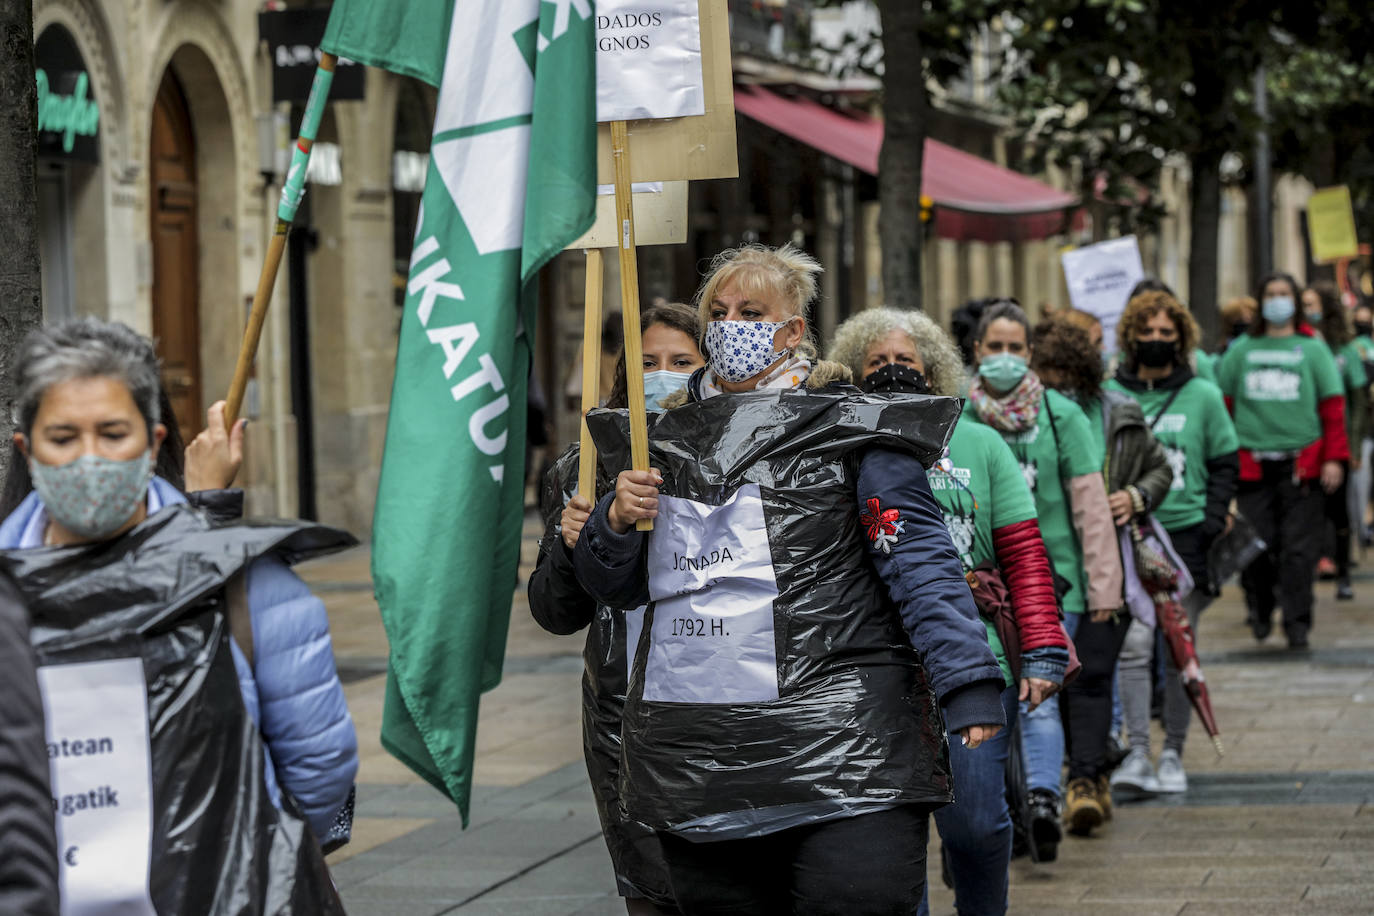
[644,485,780,704]
[596,0,706,122]
[1061,235,1146,354]
[38,658,157,916]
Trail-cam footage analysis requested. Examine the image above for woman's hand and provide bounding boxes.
[1321,460,1345,494]
[560,495,593,550]
[959,724,1002,749]
[1107,489,1134,526]
[184,401,245,491]
[1019,677,1059,712]
[607,468,664,534]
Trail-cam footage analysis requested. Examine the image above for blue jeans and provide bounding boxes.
[1016,612,1076,795]
[920,686,1020,916]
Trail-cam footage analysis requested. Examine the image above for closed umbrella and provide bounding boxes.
[1129,520,1224,756]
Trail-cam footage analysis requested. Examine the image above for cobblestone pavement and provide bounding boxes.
[301,516,1374,915]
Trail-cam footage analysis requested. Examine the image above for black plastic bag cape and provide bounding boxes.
[0,504,356,915]
[537,446,675,905]
[587,387,962,839]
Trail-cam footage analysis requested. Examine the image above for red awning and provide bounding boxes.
[733,84,1079,243]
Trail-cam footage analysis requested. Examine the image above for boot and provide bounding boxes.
[1064,777,1105,837]
[1026,789,1062,863]
[1097,774,1114,820]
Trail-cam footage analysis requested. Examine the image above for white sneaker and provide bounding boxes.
[1109,748,1159,795]
[1156,749,1188,793]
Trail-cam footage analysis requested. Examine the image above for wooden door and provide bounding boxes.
[149,71,202,439]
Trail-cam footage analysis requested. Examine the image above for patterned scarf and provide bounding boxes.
[692,355,813,401]
[967,369,1045,433]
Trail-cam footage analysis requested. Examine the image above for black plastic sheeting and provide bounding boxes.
[586,387,963,839]
[537,445,675,905]
[0,505,356,915]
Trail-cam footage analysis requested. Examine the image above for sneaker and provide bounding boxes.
[1096,774,1114,820]
[1064,777,1105,836]
[1109,749,1160,797]
[1026,789,1062,862]
[1337,578,1355,601]
[1156,749,1188,793]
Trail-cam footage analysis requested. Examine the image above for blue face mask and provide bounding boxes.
[1262,296,1295,326]
[643,369,694,412]
[978,353,1029,393]
[29,451,153,540]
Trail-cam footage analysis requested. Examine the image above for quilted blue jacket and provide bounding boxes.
[0,478,358,842]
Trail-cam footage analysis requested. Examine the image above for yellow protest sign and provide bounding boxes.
[1308,186,1360,264]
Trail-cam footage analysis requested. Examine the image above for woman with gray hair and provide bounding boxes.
[830,307,1068,915]
[0,316,356,912]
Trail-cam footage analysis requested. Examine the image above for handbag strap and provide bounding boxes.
[226,572,254,668]
[1147,384,1185,432]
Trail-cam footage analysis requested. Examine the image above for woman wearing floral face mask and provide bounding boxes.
[963,302,1124,848]
[829,307,1069,916]
[1217,273,1348,649]
[0,318,357,910]
[573,245,1006,914]
[528,301,703,915]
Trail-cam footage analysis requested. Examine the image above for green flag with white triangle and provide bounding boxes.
[322,0,595,824]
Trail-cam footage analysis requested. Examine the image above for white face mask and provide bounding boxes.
[703,319,793,383]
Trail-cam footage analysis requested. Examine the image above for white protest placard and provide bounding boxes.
[596,0,706,123]
[38,658,156,916]
[1061,235,1146,354]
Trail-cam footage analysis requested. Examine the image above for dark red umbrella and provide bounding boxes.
[1129,521,1224,756]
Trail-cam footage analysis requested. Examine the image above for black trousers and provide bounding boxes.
[657,806,933,916]
[1238,461,1325,640]
[1323,463,1352,578]
[1061,611,1131,780]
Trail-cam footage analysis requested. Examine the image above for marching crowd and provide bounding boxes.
[529,244,1367,915]
[0,241,1364,914]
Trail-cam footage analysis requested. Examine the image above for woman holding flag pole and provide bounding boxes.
[574,244,1006,914]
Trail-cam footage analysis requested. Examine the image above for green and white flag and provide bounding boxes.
[322,0,595,823]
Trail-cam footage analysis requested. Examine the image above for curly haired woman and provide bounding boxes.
[1105,291,1239,794]
[1031,316,1172,830]
[829,307,1068,914]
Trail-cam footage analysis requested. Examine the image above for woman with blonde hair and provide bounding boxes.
[830,307,1068,915]
[573,245,1006,914]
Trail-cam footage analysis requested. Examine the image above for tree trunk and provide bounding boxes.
[1188,146,1223,347]
[0,0,42,488]
[875,0,925,310]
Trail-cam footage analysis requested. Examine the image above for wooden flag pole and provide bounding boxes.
[578,249,605,499]
[610,120,653,532]
[225,52,338,427]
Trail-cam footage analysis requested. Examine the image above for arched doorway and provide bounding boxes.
[149,70,202,439]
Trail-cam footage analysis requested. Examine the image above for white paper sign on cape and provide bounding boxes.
[1061,235,1146,355]
[38,657,157,916]
[596,0,706,122]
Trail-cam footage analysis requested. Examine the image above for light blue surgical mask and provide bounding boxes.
[643,369,693,412]
[29,451,154,540]
[978,353,1029,393]
[1262,296,1295,326]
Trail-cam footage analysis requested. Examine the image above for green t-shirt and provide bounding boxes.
[963,388,1101,613]
[1334,340,1368,391]
[931,421,1039,686]
[1105,376,1238,532]
[1216,334,1344,452]
[1353,335,1374,363]
[1194,351,1218,385]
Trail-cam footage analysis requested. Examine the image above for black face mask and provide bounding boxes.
[1135,339,1177,369]
[861,362,930,395]
[1231,321,1250,338]
[1356,322,1373,338]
